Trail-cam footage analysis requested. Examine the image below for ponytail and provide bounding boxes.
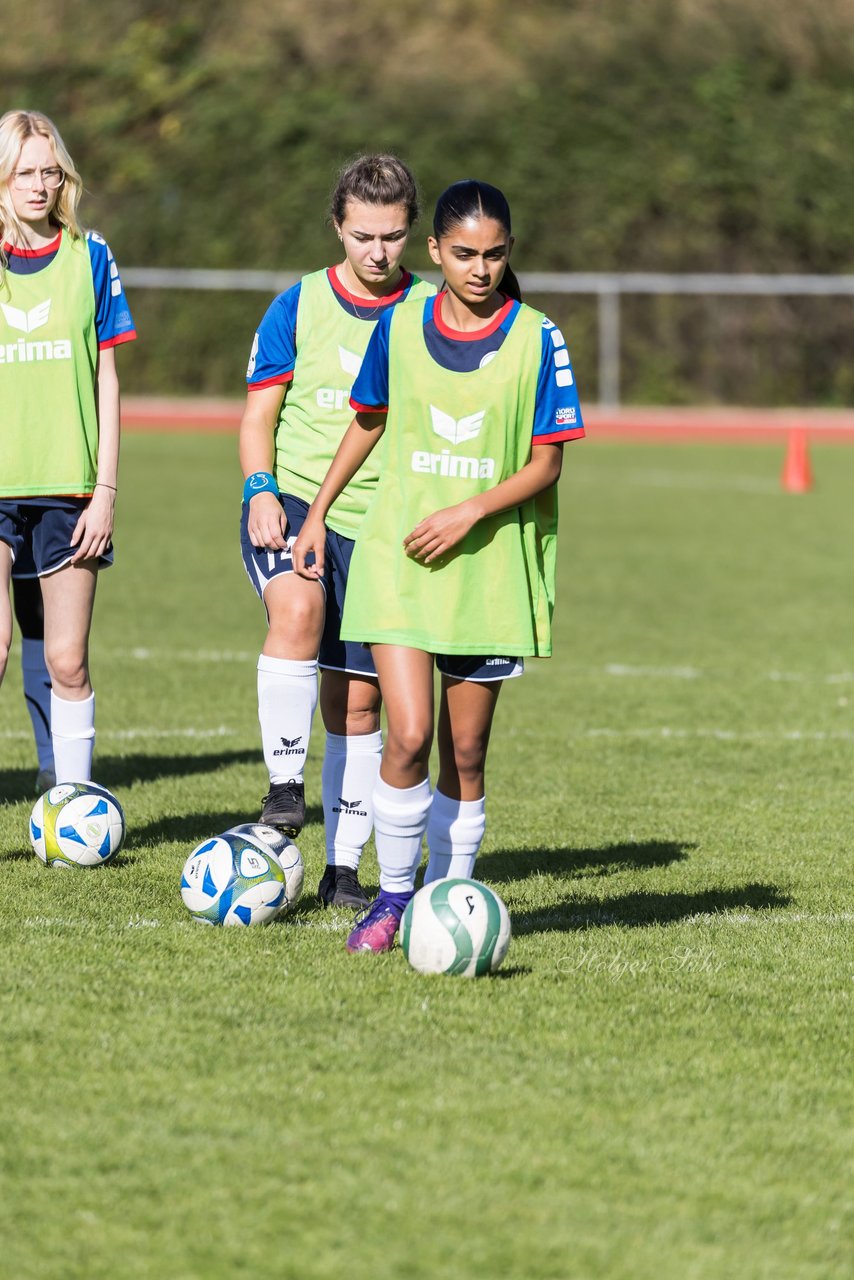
[432,179,521,301]
[500,263,522,302]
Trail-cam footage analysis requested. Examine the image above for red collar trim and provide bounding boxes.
[327,265,411,308]
[432,291,512,341]
[3,229,62,258]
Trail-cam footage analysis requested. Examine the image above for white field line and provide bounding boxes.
[600,662,854,684]
[684,912,854,926]
[604,663,703,679]
[10,644,853,688]
[120,647,255,663]
[10,913,352,933]
[7,912,851,933]
[2,723,853,745]
[584,726,854,743]
[0,725,237,742]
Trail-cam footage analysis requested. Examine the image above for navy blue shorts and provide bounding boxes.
[436,654,523,683]
[0,499,114,577]
[240,493,376,677]
[240,495,523,685]
[10,538,36,579]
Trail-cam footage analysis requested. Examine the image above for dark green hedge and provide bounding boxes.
[5,0,852,403]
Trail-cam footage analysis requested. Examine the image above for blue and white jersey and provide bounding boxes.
[247,266,425,391]
[350,293,584,443]
[2,229,136,348]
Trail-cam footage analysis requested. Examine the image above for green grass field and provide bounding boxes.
[1,433,851,1280]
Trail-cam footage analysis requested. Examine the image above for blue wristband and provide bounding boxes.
[243,471,279,503]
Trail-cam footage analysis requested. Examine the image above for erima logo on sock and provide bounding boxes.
[273,735,303,756]
[332,797,368,816]
[412,405,496,479]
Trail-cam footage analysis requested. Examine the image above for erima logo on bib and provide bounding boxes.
[315,348,362,411]
[2,299,51,332]
[430,405,485,445]
[338,346,362,377]
[0,298,73,365]
[410,404,495,479]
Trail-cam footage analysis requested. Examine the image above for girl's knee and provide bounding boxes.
[267,592,323,652]
[44,646,88,691]
[385,722,432,773]
[448,734,489,784]
[344,704,381,736]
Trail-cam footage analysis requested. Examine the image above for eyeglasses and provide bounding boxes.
[10,167,65,191]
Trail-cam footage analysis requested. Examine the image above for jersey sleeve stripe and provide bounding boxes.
[248,372,294,390]
[349,398,388,413]
[99,329,137,350]
[533,426,586,444]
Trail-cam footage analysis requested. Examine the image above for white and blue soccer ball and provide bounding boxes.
[400,878,512,977]
[223,823,304,912]
[180,832,287,926]
[29,782,125,868]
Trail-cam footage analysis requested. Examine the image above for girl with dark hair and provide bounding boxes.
[0,109,136,786]
[238,154,434,909]
[293,179,585,952]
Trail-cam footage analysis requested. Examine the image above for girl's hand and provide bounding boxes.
[71,486,115,563]
[403,500,479,564]
[292,513,327,579]
[247,491,288,550]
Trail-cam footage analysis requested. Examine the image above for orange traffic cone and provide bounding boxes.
[781,429,813,493]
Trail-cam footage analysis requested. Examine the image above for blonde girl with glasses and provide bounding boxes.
[0,110,136,786]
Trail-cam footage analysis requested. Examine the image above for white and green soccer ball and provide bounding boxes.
[29,782,125,868]
[401,878,512,977]
[223,823,304,913]
[180,832,287,926]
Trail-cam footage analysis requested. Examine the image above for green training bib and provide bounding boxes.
[341,298,558,657]
[0,232,99,497]
[274,269,434,540]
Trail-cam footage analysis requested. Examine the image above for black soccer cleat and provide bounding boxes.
[317,864,337,906]
[317,865,371,911]
[260,779,305,837]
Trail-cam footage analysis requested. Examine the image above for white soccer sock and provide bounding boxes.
[257,655,318,783]
[51,690,95,783]
[373,775,432,893]
[424,790,487,884]
[322,730,382,870]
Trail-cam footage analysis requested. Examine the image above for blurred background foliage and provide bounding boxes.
[4,0,853,403]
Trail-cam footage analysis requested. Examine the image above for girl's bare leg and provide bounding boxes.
[424,675,503,884]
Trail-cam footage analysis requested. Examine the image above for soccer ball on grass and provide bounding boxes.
[224,823,304,912]
[400,878,511,977]
[180,831,290,926]
[29,782,125,868]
